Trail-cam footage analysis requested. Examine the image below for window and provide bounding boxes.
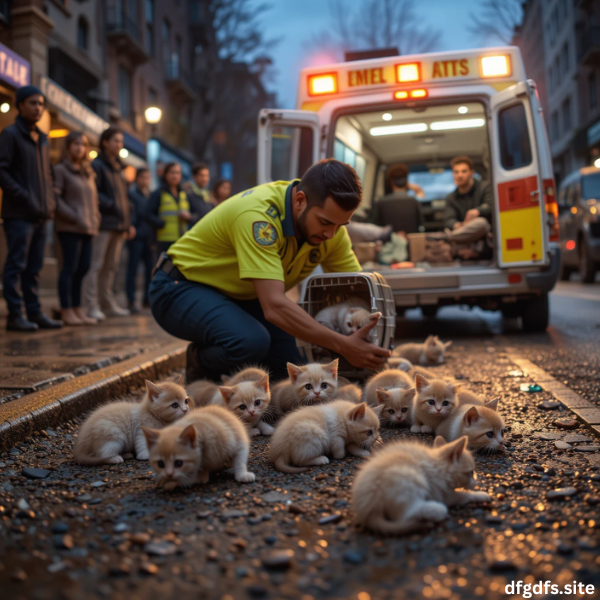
[562,42,569,76]
[118,67,132,120]
[334,138,366,182]
[590,72,597,110]
[162,20,171,70]
[77,16,88,50]
[551,111,559,141]
[498,103,532,169]
[562,96,571,132]
[145,0,155,57]
[175,36,182,72]
[190,0,202,23]
[554,56,560,87]
[270,126,314,181]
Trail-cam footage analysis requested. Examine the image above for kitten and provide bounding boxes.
[74,378,190,465]
[143,405,254,491]
[221,366,268,385]
[351,436,490,535]
[187,370,273,436]
[315,296,381,336]
[364,368,413,405]
[387,357,413,372]
[411,374,460,434]
[270,400,383,473]
[271,360,338,416]
[409,365,440,380]
[376,387,416,427]
[336,383,363,404]
[392,336,452,365]
[437,396,506,454]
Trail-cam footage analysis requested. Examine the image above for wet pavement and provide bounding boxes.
[1,280,600,599]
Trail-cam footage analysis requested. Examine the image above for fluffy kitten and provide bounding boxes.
[270,400,383,473]
[74,379,190,465]
[271,360,338,416]
[222,366,268,385]
[411,374,460,434]
[376,387,416,427]
[187,370,273,436]
[336,383,363,404]
[392,336,452,365]
[364,368,413,405]
[437,395,506,454]
[386,357,413,372]
[315,296,381,336]
[352,436,490,535]
[143,405,254,491]
[409,366,440,380]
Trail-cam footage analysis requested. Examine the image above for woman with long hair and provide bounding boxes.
[211,179,232,205]
[53,132,100,325]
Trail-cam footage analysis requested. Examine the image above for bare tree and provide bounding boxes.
[467,0,523,46]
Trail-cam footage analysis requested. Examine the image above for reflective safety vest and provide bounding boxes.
[157,189,191,243]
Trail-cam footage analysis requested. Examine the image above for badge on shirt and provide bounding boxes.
[253,221,278,246]
[309,249,321,263]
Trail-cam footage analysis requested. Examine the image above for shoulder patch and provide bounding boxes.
[266,204,281,219]
[252,221,278,246]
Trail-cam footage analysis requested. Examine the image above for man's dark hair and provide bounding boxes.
[297,158,362,211]
[192,162,209,175]
[450,155,474,170]
[386,163,409,189]
[100,126,123,148]
[135,167,149,180]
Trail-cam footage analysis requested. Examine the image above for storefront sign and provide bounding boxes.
[0,42,30,89]
[40,77,108,136]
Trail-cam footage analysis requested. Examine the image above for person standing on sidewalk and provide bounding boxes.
[0,85,62,331]
[125,167,154,313]
[146,162,192,254]
[211,179,232,205]
[53,132,100,326]
[82,127,135,320]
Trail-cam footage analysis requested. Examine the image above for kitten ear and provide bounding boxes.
[219,386,235,404]
[142,426,161,450]
[256,374,270,394]
[415,374,430,392]
[376,388,390,404]
[349,402,367,421]
[372,404,385,417]
[221,374,231,384]
[146,380,162,401]
[444,340,452,349]
[448,382,462,395]
[440,436,468,463]
[426,336,436,347]
[324,359,339,380]
[464,406,480,426]
[484,398,499,411]
[433,435,447,448]
[178,424,197,449]
[403,388,416,402]
[172,374,184,386]
[287,363,303,383]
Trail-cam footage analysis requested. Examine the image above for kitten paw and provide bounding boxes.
[410,425,422,433]
[259,423,274,435]
[420,501,448,522]
[250,428,261,437]
[309,455,330,466]
[470,491,491,503]
[136,452,150,460]
[196,470,210,485]
[420,425,433,434]
[107,455,124,464]
[162,481,179,492]
[235,471,256,483]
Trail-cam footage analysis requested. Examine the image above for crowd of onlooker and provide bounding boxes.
[0,85,229,331]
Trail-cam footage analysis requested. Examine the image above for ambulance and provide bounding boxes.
[256,47,559,332]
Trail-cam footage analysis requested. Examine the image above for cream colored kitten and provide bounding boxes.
[315,296,381,336]
[187,371,273,436]
[376,387,416,427]
[437,397,506,454]
[364,368,413,405]
[411,374,460,434]
[74,378,190,465]
[386,357,413,371]
[409,365,440,380]
[143,405,254,491]
[393,336,452,365]
[271,360,338,416]
[352,436,490,535]
[270,400,383,473]
[222,366,268,385]
[336,383,363,404]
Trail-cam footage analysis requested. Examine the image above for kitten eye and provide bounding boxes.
[486,431,494,438]
[442,401,449,406]
[321,382,328,389]
[157,460,165,468]
[239,404,246,411]
[366,429,373,436]
[401,407,408,413]
[428,400,435,405]
[388,408,395,414]
[174,460,183,468]
[171,402,179,409]
[305,384,313,390]
[254,399,261,406]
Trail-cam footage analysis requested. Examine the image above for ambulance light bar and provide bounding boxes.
[480,55,511,78]
[394,89,428,100]
[395,62,421,83]
[307,73,338,96]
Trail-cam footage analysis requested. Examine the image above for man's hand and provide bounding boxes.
[408,182,425,198]
[342,314,390,370]
[452,221,462,230]
[464,209,480,222]
[127,225,136,241]
[179,210,192,222]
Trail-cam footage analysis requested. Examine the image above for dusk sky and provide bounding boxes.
[252,0,508,108]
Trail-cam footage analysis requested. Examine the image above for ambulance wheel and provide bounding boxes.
[579,241,597,284]
[421,305,438,318]
[520,294,549,333]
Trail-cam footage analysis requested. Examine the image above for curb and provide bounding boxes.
[0,342,186,452]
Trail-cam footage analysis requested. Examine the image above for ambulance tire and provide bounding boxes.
[519,294,549,333]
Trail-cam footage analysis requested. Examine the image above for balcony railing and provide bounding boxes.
[106,6,142,45]
[578,26,600,65]
[166,61,196,93]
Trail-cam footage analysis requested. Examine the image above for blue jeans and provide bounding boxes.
[57,232,93,309]
[2,218,46,317]
[125,238,154,305]
[149,270,302,381]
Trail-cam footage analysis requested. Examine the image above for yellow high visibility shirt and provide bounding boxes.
[167,180,361,300]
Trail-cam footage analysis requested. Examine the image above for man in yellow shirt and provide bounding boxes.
[149,159,390,382]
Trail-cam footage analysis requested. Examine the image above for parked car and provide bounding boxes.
[558,167,600,283]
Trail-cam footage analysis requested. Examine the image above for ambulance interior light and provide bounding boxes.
[308,73,338,96]
[370,123,428,137]
[480,55,511,78]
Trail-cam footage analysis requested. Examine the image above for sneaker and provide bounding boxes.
[88,308,106,321]
[104,305,131,317]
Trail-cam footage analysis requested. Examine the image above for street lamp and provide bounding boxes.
[144,106,162,124]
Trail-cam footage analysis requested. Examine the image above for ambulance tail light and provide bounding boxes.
[396,62,421,83]
[307,73,338,96]
[480,55,511,78]
[394,89,428,100]
[544,181,560,242]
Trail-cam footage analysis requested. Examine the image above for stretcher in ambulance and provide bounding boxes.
[257,47,559,332]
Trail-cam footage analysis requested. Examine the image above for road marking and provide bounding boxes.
[551,290,600,302]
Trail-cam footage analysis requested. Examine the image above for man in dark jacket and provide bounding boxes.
[82,127,134,320]
[0,85,62,331]
[125,167,154,313]
[184,162,213,223]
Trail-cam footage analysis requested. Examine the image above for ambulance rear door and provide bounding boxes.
[257,109,320,185]
[490,81,549,268]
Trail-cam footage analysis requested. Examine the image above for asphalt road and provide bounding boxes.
[1,281,599,600]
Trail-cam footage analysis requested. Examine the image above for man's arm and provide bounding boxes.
[91,162,115,214]
[0,131,28,200]
[253,279,390,371]
[443,195,460,229]
[477,182,493,220]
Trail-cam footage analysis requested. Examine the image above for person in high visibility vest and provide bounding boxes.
[146,162,193,254]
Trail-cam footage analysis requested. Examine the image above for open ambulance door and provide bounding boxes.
[257,110,320,185]
[490,81,550,268]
